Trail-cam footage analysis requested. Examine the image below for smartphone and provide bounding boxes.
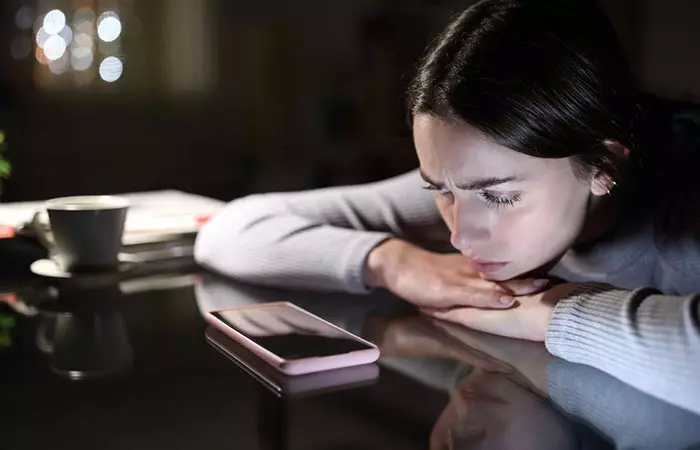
[204,302,380,376]
[205,327,379,397]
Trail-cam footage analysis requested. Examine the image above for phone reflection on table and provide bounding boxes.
[205,326,379,399]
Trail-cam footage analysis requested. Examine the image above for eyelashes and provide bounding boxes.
[477,191,522,209]
[421,184,521,209]
[421,184,452,197]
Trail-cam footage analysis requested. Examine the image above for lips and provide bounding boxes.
[470,259,508,274]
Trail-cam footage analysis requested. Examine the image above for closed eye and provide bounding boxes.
[478,190,521,209]
[421,183,452,197]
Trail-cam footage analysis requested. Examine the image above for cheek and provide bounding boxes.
[434,179,590,262]
[494,184,590,256]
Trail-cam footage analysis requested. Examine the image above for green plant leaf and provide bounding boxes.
[0,130,5,145]
[0,159,10,177]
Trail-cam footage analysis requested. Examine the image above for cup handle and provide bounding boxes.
[31,211,55,252]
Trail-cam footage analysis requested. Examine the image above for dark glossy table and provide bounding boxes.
[2,262,700,450]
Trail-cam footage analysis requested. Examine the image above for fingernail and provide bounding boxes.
[500,295,514,305]
[533,279,550,287]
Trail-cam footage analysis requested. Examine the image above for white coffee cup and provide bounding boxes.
[38,195,130,272]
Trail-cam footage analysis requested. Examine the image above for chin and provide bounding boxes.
[482,268,521,281]
[502,258,562,280]
[475,261,535,281]
[482,273,512,282]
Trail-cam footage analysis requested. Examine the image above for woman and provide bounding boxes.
[195,0,700,413]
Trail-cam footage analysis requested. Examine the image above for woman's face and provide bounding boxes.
[429,371,577,450]
[413,114,594,281]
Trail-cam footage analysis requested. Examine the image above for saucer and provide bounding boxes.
[30,259,135,279]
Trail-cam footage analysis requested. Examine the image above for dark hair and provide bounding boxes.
[408,0,699,237]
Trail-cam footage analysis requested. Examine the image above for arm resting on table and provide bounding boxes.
[546,283,700,415]
[195,170,445,293]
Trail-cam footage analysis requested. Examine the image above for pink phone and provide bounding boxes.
[206,326,379,397]
[204,302,380,376]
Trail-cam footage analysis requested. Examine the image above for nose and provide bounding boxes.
[449,200,490,252]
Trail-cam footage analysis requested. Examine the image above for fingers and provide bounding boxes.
[499,278,550,296]
[446,278,548,309]
[449,286,516,309]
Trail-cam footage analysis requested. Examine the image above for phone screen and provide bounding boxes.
[212,304,373,360]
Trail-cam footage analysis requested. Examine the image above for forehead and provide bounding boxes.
[412,114,543,177]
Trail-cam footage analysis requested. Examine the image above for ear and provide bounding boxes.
[589,139,631,197]
[590,170,616,197]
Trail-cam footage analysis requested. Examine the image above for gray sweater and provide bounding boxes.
[194,169,700,414]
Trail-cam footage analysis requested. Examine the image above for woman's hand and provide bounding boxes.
[365,239,550,309]
[421,283,579,341]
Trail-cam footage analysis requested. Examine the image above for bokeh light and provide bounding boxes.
[99,56,123,82]
[43,35,67,61]
[15,6,35,30]
[43,9,66,35]
[35,27,50,48]
[74,32,94,49]
[30,6,129,86]
[49,56,69,75]
[97,12,122,42]
[74,7,96,34]
[74,8,96,25]
[71,46,93,71]
[35,46,49,65]
[59,26,73,46]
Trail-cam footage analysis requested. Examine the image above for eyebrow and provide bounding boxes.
[419,169,521,191]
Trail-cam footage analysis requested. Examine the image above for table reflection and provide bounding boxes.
[196,274,700,450]
[25,284,133,380]
[2,272,696,449]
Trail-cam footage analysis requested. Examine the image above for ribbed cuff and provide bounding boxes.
[545,282,632,363]
[342,232,393,295]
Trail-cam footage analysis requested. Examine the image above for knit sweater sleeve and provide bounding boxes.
[545,281,700,415]
[194,170,446,293]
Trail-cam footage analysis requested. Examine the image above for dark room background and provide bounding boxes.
[0,0,698,203]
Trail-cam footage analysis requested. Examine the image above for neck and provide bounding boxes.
[519,196,621,280]
[573,194,622,250]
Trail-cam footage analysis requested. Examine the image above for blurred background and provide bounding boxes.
[0,0,699,202]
